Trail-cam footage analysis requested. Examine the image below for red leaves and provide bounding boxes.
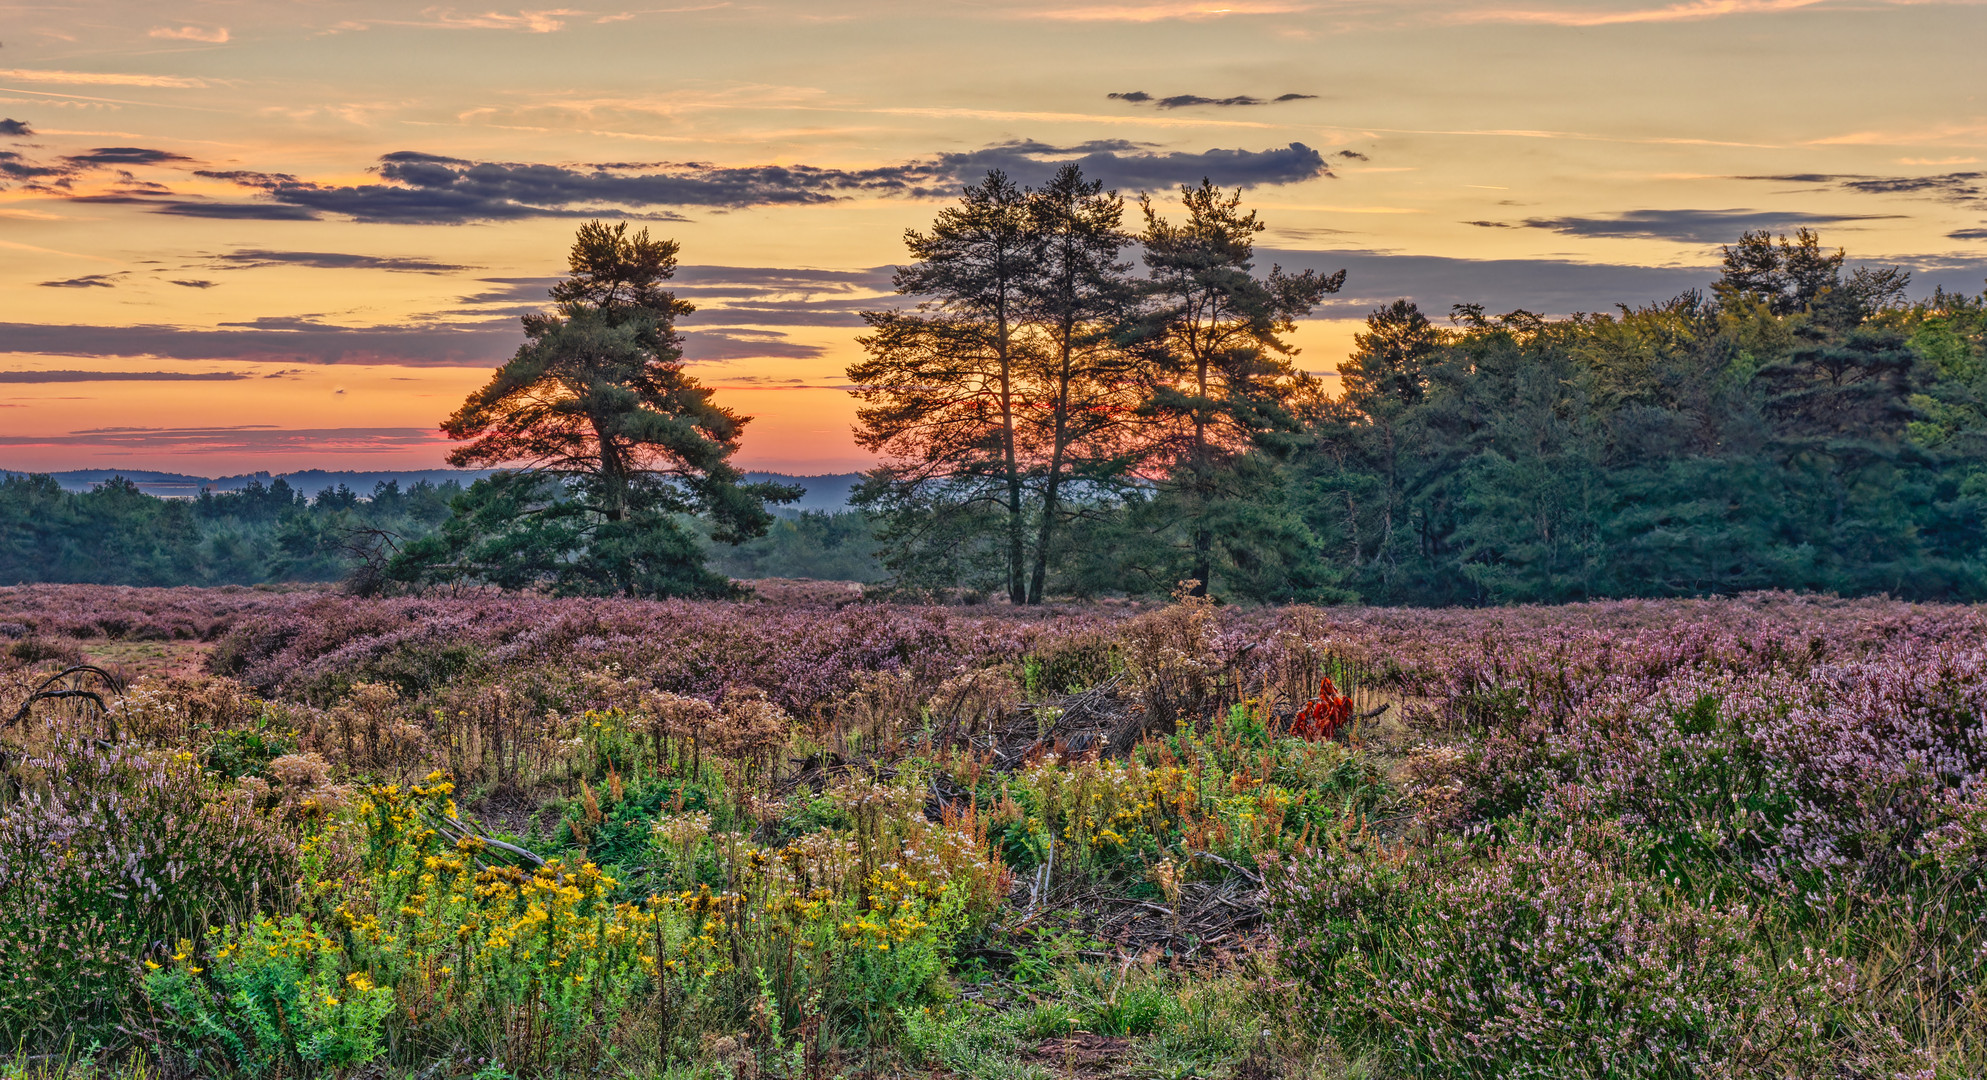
[1288,677,1353,741]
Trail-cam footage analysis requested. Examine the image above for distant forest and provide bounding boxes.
[0,475,883,587]
[842,174,1987,605]
[4,174,1985,604]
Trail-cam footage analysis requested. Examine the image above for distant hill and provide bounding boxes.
[748,472,860,513]
[3,467,863,510]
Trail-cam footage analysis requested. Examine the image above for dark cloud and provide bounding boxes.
[0,144,193,192]
[37,273,124,289]
[0,150,68,181]
[1739,172,1987,208]
[164,141,1329,224]
[0,119,31,137]
[213,249,475,272]
[674,265,896,327]
[671,266,897,293]
[459,266,899,329]
[1505,208,1903,244]
[1336,150,1368,161]
[195,152,882,224]
[1464,220,1515,228]
[0,426,446,455]
[681,328,826,361]
[1952,228,1987,241]
[153,201,323,220]
[0,318,519,367]
[918,140,1330,192]
[0,299,831,368]
[0,370,248,383]
[169,279,219,288]
[1109,91,1316,108]
[61,147,193,168]
[1264,248,1987,320]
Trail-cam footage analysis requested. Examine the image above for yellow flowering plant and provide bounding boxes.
[143,918,396,1074]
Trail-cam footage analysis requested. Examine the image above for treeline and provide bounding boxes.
[0,475,461,586]
[0,472,878,588]
[854,172,1987,603]
[6,177,1983,604]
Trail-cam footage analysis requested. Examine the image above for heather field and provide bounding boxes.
[4,585,1986,1079]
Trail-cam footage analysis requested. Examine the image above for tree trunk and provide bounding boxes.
[1029,328,1076,605]
[997,295,1027,605]
[1188,336,1211,597]
[594,416,628,522]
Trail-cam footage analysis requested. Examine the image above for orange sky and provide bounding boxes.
[2,0,1984,475]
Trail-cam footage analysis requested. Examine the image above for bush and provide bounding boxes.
[0,736,296,1045]
[1271,821,1853,1079]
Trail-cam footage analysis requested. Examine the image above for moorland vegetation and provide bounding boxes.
[1,584,1984,1078]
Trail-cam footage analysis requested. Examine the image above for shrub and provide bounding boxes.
[0,736,296,1045]
[1271,822,1853,1079]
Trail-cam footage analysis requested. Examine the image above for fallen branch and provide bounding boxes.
[428,810,547,868]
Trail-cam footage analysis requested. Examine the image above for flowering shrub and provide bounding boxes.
[143,919,396,1074]
[144,765,997,1073]
[0,734,295,1045]
[1272,821,1855,1079]
[993,709,1388,882]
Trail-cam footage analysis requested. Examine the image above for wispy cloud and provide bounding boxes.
[457,265,893,329]
[0,426,450,455]
[1027,1,1309,21]
[0,370,248,383]
[37,273,127,288]
[0,69,210,88]
[394,8,584,32]
[1738,171,1986,208]
[1809,121,1987,147]
[1460,0,1829,26]
[211,249,475,272]
[148,26,231,43]
[1462,0,1985,26]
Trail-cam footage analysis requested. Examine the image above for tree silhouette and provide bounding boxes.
[1126,180,1344,596]
[399,221,793,596]
[849,171,1037,601]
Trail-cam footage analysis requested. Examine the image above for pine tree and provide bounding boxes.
[394,221,792,597]
[1126,180,1344,597]
[849,171,1036,601]
[1020,164,1137,603]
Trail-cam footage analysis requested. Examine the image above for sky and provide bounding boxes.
[2,0,1985,475]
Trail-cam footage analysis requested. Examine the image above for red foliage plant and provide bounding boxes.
[1287,677,1353,740]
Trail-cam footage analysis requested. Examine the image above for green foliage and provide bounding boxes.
[0,737,296,1046]
[701,509,882,583]
[142,918,396,1076]
[404,221,796,599]
[385,472,737,599]
[0,475,459,587]
[1300,258,1987,603]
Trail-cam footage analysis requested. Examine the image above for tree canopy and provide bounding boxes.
[390,222,796,597]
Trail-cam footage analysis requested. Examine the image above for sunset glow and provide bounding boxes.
[3,0,1983,474]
